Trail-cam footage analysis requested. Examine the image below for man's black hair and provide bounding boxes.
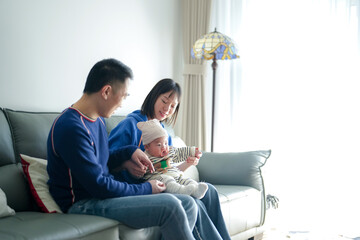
[83,58,133,94]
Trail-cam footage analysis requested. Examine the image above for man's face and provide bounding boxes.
[145,136,169,158]
[104,78,130,118]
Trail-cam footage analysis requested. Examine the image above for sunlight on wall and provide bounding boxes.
[210,0,360,234]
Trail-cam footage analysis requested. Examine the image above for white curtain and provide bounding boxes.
[180,0,212,150]
[210,0,360,235]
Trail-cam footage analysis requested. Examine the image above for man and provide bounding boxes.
[47,58,197,240]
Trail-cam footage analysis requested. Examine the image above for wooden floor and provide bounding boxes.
[260,210,357,240]
[260,226,357,240]
[254,209,360,240]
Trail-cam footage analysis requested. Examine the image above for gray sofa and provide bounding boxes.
[0,108,271,240]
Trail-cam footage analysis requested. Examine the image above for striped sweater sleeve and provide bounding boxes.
[171,146,196,163]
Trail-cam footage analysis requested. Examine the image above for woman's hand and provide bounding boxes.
[122,161,146,178]
[148,180,166,194]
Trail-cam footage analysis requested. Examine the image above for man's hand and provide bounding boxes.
[148,180,166,194]
[132,148,155,173]
[122,160,147,178]
[124,149,155,178]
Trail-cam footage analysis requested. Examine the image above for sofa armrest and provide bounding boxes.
[197,150,271,192]
[197,150,271,226]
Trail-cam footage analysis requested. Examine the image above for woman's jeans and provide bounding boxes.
[193,183,231,240]
[68,193,197,240]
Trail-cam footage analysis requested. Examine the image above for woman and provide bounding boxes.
[109,78,231,240]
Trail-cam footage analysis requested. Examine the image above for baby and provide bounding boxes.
[137,119,208,199]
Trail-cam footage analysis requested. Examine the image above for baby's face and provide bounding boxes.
[145,136,169,157]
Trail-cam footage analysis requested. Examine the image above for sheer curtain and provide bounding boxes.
[210,0,360,234]
[180,0,212,150]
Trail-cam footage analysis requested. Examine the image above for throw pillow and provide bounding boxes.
[20,154,62,213]
[0,188,15,218]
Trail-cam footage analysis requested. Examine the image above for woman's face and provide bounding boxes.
[153,91,179,121]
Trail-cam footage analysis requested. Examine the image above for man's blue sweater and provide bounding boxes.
[47,108,152,212]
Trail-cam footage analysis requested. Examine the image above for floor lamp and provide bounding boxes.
[191,28,239,152]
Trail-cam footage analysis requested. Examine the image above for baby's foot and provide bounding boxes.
[178,184,196,195]
[191,182,208,199]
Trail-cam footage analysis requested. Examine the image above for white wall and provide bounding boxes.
[0,0,183,116]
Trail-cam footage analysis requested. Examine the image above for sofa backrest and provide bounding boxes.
[0,108,191,212]
[0,108,126,212]
[104,115,126,135]
[0,109,15,165]
[0,109,35,211]
[5,109,59,162]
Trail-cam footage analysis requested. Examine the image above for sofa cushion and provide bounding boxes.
[0,212,119,240]
[118,224,161,240]
[0,163,34,211]
[21,154,62,213]
[0,188,15,218]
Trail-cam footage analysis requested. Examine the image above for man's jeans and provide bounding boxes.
[68,193,197,240]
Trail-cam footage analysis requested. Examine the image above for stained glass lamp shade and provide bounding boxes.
[191,29,239,60]
[191,29,239,152]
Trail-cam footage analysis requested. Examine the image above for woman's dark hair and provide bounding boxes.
[83,58,133,94]
[141,78,181,126]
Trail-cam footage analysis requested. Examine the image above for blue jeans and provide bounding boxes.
[193,183,231,240]
[68,184,230,240]
[68,193,197,240]
[115,171,230,239]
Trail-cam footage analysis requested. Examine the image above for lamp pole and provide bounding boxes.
[211,53,217,152]
[191,29,239,152]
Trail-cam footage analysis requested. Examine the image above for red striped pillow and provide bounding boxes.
[21,154,62,213]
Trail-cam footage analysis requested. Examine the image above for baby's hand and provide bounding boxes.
[186,156,199,166]
[195,148,202,159]
[185,147,202,166]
